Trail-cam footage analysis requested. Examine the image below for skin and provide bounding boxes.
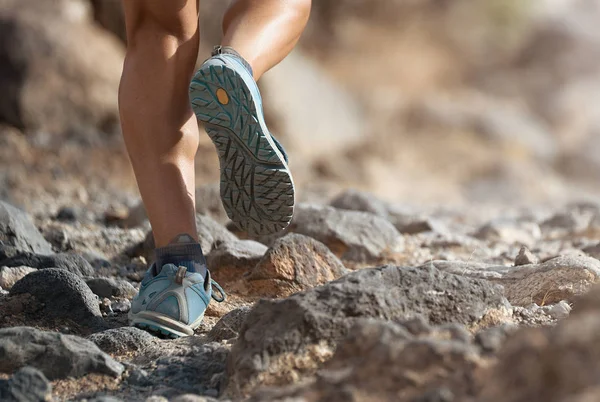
[119,0,311,247]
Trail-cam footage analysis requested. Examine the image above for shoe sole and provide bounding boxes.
[129,310,200,339]
[189,61,295,236]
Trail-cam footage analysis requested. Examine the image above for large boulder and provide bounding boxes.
[0,252,94,277]
[0,0,123,139]
[227,264,505,394]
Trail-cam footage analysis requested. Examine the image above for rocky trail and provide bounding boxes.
[3,189,600,401]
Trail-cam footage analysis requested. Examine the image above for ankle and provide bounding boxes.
[155,233,207,277]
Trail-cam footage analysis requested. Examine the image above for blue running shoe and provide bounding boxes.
[129,263,225,338]
[189,45,295,236]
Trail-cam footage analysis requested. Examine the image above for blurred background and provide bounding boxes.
[2,0,600,218]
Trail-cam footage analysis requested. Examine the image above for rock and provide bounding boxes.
[0,252,94,276]
[112,299,131,313]
[426,255,600,306]
[227,264,504,393]
[543,300,572,320]
[55,206,77,222]
[207,306,251,343]
[248,319,483,401]
[479,285,600,401]
[0,201,52,254]
[474,219,541,246]
[0,266,36,290]
[0,327,124,379]
[171,395,219,402]
[581,242,600,259]
[0,366,51,402]
[10,268,103,327]
[137,214,237,263]
[87,327,159,355]
[330,189,390,217]
[206,240,267,284]
[245,233,348,297]
[89,397,124,402]
[285,204,404,263]
[541,211,592,235]
[127,368,151,386]
[0,0,123,140]
[515,246,538,266]
[474,325,516,356]
[85,277,137,299]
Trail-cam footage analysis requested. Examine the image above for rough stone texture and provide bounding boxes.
[137,214,237,263]
[87,327,159,355]
[0,0,123,139]
[474,219,541,246]
[515,246,539,266]
[207,306,251,343]
[0,201,52,254]
[0,266,36,289]
[285,204,404,263]
[206,240,267,284]
[248,320,483,402]
[85,277,137,299]
[0,366,51,402]
[479,285,600,401]
[227,264,504,393]
[0,252,94,276]
[10,268,103,327]
[330,189,390,217]
[426,255,600,306]
[245,234,348,297]
[0,327,124,380]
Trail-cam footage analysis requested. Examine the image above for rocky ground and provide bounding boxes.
[5,0,600,401]
[3,189,600,401]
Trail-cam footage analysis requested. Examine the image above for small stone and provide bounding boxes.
[127,368,151,386]
[145,397,169,402]
[207,306,251,342]
[100,298,113,315]
[112,299,131,313]
[0,201,52,254]
[55,206,77,222]
[171,395,219,402]
[0,327,124,379]
[0,366,52,402]
[206,240,267,284]
[515,246,538,266]
[545,300,572,320]
[474,219,541,246]
[10,268,103,327]
[85,277,137,299]
[0,266,37,290]
[89,397,124,402]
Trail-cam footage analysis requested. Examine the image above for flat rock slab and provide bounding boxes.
[0,327,124,380]
[0,252,94,277]
[426,254,600,306]
[227,264,504,393]
[10,268,103,328]
[0,201,52,254]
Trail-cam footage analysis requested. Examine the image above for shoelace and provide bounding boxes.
[211,279,226,302]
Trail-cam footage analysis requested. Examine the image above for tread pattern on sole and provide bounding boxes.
[189,63,294,235]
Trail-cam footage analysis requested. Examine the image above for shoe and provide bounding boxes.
[129,263,225,338]
[189,45,295,236]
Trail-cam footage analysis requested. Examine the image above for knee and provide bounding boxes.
[123,1,198,48]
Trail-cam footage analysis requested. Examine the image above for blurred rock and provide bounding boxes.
[515,246,538,266]
[85,277,137,299]
[245,233,348,297]
[286,204,404,263]
[543,300,572,320]
[227,264,504,393]
[474,219,541,246]
[206,240,267,284]
[330,189,390,217]
[0,326,123,380]
[0,0,123,139]
[55,206,78,222]
[10,268,103,327]
[0,252,94,276]
[475,325,516,356]
[0,366,51,402]
[90,0,126,42]
[0,266,36,290]
[0,201,52,254]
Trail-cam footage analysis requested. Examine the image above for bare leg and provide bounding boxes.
[222,0,312,79]
[119,0,200,247]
